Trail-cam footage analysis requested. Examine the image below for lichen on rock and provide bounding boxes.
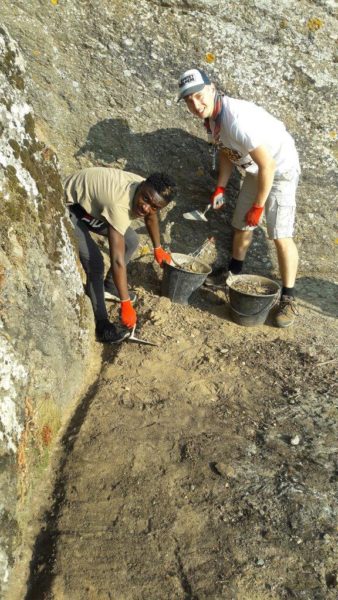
[0,25,92,595]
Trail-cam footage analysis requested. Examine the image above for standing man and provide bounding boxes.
[65,167,176,343]
[177,68,300,328]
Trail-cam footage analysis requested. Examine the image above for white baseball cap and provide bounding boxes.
[177,68,211,102]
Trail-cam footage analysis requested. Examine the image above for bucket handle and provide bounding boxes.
[190,236,215,258]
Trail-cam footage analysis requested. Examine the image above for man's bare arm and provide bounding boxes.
[217,151,233,187]
[107,225,129,301]
[249,145,276,207]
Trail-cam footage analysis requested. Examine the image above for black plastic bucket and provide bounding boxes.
[161,253,211,304]
[228,274,280,326]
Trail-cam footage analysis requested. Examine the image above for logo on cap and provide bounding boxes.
[177,68,211,101]
[179,74,195,88]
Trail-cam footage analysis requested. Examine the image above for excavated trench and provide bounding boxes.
[19,274,337,600]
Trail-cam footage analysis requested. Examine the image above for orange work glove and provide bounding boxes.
[210,186,225,209]
[120,299,137,329]
[245,204,264,227]
[153,246,171,267]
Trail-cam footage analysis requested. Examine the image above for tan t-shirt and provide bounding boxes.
[64,167,144,235]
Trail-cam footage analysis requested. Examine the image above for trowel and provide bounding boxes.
[183,204,211,222]
[126,325,158,347]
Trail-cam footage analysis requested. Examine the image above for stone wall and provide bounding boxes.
[0,26,92,594]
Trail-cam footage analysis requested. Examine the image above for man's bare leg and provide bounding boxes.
[232,228,253,261]
[274,237,299,328]
[273,237,299,287]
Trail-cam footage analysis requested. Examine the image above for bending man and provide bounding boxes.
[177,68,300,328]
[65,167,176,342]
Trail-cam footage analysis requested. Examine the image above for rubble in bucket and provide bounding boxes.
[227,274,280,327]
[161,253,211,304]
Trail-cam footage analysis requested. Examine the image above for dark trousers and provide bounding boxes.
[68,207,139,321]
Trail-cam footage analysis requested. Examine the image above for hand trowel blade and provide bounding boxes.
[183,209,208,222]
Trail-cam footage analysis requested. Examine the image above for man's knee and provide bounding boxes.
[233,228,253,242]
[273,237,295,249]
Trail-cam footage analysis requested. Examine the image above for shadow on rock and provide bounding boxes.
[75,118,218,253]
[75,117,213,188]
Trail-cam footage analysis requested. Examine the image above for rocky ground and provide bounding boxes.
[2,0,337,599]
[11,232,338,600]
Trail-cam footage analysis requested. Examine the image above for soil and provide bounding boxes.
[19,251,338,600]
[173,259,209,274]
[230,280,278,296]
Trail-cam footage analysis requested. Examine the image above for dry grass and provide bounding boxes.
[17,395,61,501]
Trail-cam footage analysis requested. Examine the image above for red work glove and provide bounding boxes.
[210,186,225,209]
[154,246,171,267]
[245,204,264,226]
[120,299,137,329]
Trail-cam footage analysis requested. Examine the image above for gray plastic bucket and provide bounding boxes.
[228,274,280,326]
[161,253,211,304]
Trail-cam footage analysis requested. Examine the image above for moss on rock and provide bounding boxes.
[0,47,24,90]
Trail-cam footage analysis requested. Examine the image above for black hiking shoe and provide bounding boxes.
[95,319,130,344]
[275,295,299,328]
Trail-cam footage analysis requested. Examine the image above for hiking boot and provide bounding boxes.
[104,289,137,303]
[95,319,130,344]
[275,295,298,328]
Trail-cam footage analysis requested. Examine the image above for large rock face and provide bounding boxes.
[0,26,92,593]
[1,0,336,273]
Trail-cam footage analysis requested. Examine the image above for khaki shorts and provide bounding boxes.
[232,171,299,239]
